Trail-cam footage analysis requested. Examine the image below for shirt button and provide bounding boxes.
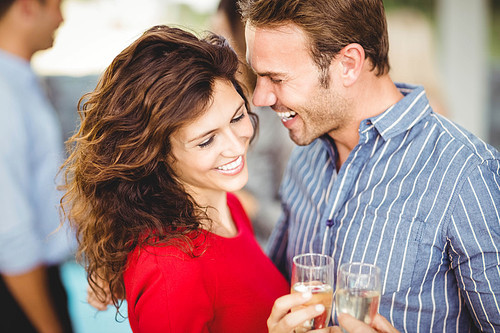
[326,219,335,227]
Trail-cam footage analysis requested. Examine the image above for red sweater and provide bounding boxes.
[124,193,289,333]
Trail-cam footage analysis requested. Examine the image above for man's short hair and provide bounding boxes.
[238,0,390,87]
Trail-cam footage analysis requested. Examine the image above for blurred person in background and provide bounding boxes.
[0,0,75,332]
[386,7,447,116]
[62,25,289,332]
[211,0,294,246]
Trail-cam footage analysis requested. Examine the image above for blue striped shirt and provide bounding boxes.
[267,83,500,332]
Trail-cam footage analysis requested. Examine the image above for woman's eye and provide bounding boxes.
[270,78,283,84]
[198,137,214,148]
[231,112,246,123]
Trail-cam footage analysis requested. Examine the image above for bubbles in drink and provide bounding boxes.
[335,288,380,325]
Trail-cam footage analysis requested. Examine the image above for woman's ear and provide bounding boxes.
[338,43,365,87]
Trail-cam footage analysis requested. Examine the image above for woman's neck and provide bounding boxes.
[192,190,237,237]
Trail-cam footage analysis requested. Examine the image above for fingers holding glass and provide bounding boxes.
[291,253,335,332]
[268,292,327,333]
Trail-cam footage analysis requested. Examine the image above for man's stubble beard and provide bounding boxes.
[290,88,351,146]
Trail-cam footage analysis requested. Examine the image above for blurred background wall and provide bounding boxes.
[385,0,499,148]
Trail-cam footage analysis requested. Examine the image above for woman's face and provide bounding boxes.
[169,79,254,201]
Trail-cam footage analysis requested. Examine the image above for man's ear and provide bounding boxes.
[338,43,365,87]
[17,0,38,17]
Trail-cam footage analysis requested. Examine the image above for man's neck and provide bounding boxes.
[0,35,33,61]
[0,13,34,61]
[330,74,404,170]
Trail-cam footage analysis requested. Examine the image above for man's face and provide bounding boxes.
[245,23,350,146]
[31,0,64,52]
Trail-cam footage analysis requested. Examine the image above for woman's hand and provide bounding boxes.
[331,313,400,333]
[267,291,327,333]
[86,276,113,311]
[87,285,112,311]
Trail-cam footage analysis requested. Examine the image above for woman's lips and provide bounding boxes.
[216,156,244,175]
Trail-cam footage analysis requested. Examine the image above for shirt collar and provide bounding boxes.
[366,83,432,141]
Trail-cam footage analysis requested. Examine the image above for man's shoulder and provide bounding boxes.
[430,112,499,164]
[0,73,17,99]
[0,70,26,113]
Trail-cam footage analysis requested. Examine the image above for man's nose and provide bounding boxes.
[252,77,277,107]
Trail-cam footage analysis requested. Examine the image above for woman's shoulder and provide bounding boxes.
[124,240,215,300]
[127,235,211,273]
[226,192,242,209]
[226,192,254,234]
[124,239,216,332]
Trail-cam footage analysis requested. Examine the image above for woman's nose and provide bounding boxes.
[223,126,251,156]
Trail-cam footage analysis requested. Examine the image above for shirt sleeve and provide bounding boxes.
[0,82,43,274]
[126,246,215,333]
[447,159,500,332]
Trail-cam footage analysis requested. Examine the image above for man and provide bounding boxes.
[239,0,500,332]
[0,0,74,332]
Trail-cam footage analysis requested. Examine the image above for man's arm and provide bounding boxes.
[2,265,64,333]
[448,160,500,332]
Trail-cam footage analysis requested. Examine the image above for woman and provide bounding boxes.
[61,25,289,332]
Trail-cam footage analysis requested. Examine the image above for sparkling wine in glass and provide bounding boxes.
[335,262,381,331]
[291,253,334,332]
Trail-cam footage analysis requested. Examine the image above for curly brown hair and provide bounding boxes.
[60,25,257,308]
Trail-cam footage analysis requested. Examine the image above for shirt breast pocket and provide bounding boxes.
[349,205,426,295]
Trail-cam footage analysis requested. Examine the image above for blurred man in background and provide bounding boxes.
[0,0,75,332]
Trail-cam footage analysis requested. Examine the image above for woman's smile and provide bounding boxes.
[216,155,245,175]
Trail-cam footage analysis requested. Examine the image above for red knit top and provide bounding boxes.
[124,193,289,333]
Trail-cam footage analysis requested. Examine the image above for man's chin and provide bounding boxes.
[289,132,314,146]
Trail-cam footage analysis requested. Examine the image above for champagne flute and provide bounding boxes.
[291,253,334,332]
[335,262,381,331]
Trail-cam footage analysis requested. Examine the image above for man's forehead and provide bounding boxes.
[245,23,310,71]
[245,22,307,40]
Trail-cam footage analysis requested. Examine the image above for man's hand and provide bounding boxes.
[331,313,399,333]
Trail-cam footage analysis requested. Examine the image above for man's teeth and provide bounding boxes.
[277,111,297,121]
[217,156,242,171]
